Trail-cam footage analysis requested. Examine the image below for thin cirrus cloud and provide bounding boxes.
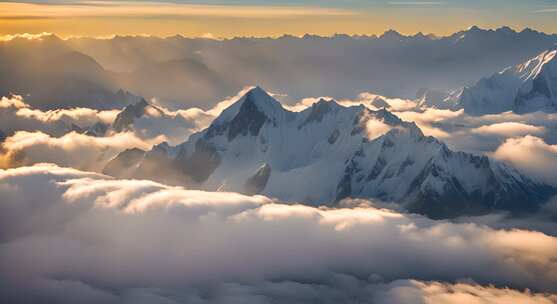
[533,7,557,13]
[388,1,444,5]
[0,1,357,19]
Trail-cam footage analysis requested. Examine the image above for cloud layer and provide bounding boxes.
[0,95,118,136]
[0,93,227,171]
[1,164,556,303]
[0,131,160,171]
[493,136,557,186]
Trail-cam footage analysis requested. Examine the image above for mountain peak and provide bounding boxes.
[467,25,483,33]
[238,86,284,116]
[314,98,342,108]
[114,89,146,107]
[244,86,273,101]
[112,98,150,132]
[216,86,284,122]
[520,27,540,35]
[203,86,287,141]
[380,29,404,40]
[496,26,515,35]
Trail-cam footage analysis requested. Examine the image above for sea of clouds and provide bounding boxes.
[1,164,556,303]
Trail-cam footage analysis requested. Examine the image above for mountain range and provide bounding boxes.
[0,35,146,110]
[3,26,557,110]
[105,87,555,219]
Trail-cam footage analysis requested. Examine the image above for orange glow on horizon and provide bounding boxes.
[0,1,555,39]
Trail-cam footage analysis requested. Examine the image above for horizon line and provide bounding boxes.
[0,25,552,42]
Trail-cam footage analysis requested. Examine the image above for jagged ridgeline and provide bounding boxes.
[105,87,555,219]
[420,47,557,115]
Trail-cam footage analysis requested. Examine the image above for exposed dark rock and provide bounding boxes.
[336,157,362,201]
[328,129,340,144]
[112,99,149,132]
[176,139,221,183]
[298,99,334,129]
[244,164,272,195]
[84,122,108,137]
[367,156,387,181]
[204,88,275,141]
[370,97,390,109]
[227,92,269,141]
[69,124,85,133]
[397,157,415,176]
[336,173,352,202]
[103,148,146,177]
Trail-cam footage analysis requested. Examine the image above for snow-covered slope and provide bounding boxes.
[441,47,557,115]
[514,48,557,113]
[105,87,554,218]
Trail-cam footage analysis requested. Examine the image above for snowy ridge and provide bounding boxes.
[105,87,555,218]
[441,47,557,115]
[211,86,287,126]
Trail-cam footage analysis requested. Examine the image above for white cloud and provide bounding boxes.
[0,95,118,136]
[286,93,419,113]
[365,118,394,140]
[0,94,218,146]
[0,164,556,303]
[375,280,557,304]
[0,131,163,171]
[127,105,213,145]
[472,122,545,137]
[493,136,557,185]
[0,32,55,42]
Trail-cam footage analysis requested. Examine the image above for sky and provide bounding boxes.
[1,0,557,38]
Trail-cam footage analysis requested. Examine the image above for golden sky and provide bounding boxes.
[1,1,556,38]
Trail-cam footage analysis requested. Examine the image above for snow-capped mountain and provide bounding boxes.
[436,47,557,115]
[105,87,554,218]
